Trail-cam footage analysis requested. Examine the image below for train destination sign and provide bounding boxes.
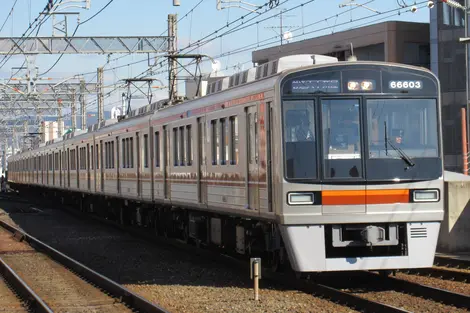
[291,79,340,93]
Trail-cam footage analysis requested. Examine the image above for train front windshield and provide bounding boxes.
[281,64,441,182]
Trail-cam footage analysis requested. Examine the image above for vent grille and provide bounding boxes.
[242,71,248,84]
[234,73,240,86]
[271,61,278,75]
[410,227,427,238]
[255,67,262,79]
[263,64,269,77]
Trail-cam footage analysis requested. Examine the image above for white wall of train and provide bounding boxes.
[6,54,444,273]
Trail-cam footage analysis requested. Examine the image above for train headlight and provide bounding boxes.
[412,189,439,202]
[287,192,315,205]
[361,80,374,90]
[347,81,360,91]
[347,80,375,91]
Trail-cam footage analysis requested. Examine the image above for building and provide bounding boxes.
[40,121,64,143]
[42,110,111,129]
[252,21,430,69]
[430,1,466,172]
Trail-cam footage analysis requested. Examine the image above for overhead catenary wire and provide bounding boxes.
[0,0,64,70]
[39,0,117,77]
[52,0,427,121]
[0,0,19,34]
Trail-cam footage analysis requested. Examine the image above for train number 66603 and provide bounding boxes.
[389,80,422,89]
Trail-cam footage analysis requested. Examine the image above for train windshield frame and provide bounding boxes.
[280,63,442,183]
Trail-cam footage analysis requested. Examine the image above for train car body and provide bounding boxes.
[8,54,444,272]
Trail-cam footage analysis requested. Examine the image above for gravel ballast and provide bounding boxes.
[0,217,133,313]
[0,276,28,313]
[0,199,356,313]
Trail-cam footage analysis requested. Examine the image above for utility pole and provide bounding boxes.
[265,9,297,45]
[57,99,63,137]
[1,141,6,173]
[80,79,86,129]
[71,92,77,130]
[23,121,28,149]
[12,129,16,155]
[97,66,104,124]
[168,14,178,104]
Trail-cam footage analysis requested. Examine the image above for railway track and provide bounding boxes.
[314,271,470,310]
[0,220,169,313]
[435,255,470,270]
[400,267,470,283]
[51,201,434,313]
[4,192,470,313]
[0,257,49,313]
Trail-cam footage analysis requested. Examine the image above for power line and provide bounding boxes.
[39,0,117,76]
[0,0,19,34]
[0,0,64,70]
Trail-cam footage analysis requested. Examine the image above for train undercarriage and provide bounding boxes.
[12,184,290,272]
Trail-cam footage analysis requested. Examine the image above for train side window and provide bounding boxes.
[211,120,217,165]
[254,113,258,164]
[130,137,134,168]
[248,113,254,164]
[179,126,185,166]
[155,131,160,167]
[186,125,192,166]
[111,141,115,169]
[125,138,128,168]
[108,143,111,169]
[122,139,126,168]
[103,144,106,169]
[87,145,90,170]
[95,144,99,169]
[106,144,109,169]
[90,145,94,170]
[173,128,178,166]
[144,134,149,168]
[220,118,227,165]
[230,116,238,165]
[104,143,107,169]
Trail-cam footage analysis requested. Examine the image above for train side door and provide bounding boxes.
[116,137,120,194]
[87,144,91,191]
[245,105,259,211]
[163,126,170,199]
[149,127,155,202]
[136,132,141,197]
[76,145,80,188]
[197,117,207,204]
[67,149,70,188]
[265,102,274,213]
[100,140,104,192]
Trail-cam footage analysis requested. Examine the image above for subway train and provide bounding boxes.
[7,54,444,273]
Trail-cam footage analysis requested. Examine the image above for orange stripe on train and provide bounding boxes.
[322,189,409,205]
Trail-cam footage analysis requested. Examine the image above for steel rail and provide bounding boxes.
[401,267,470,283]
[0,220,170,313]
[362,271,470,309]
[0,257,53,313]
[57,202,411,313]
[435,256,470,269]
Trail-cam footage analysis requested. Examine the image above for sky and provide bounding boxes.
[0,0,432,112]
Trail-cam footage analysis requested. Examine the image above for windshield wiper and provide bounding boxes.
[384,121,415,170]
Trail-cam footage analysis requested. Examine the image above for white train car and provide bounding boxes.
[8,54,444,273]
